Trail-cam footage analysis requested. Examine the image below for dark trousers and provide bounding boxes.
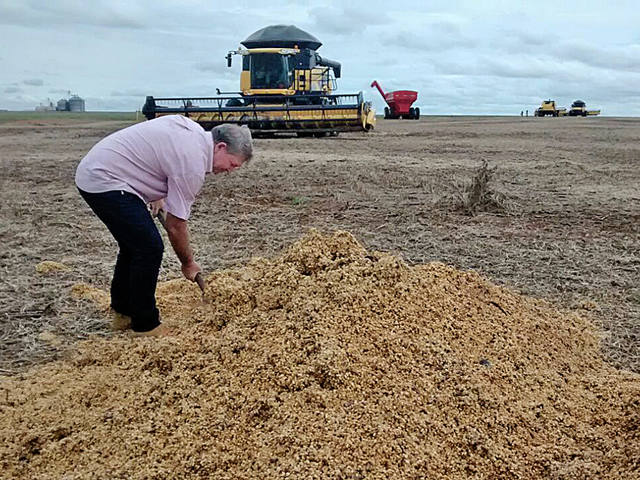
[78,188,163,332]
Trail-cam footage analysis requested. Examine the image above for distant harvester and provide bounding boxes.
[534,100,566,117]
[568,100,600,117]
[534,99,600,117]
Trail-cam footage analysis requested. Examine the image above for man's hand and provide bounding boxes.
[163,212,199,281]
[181,260,202,282]
[148,199,165,216]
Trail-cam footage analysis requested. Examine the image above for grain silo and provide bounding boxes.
[56,99,69,111]
[68,95,85,112]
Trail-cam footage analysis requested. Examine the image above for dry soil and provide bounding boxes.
[0,115,638,373]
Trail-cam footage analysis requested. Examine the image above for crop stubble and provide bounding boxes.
[0,115,637,373]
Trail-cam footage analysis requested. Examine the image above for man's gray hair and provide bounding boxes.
[211,124,253,161]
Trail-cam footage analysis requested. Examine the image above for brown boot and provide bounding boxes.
[111,312,132,331]
[130,323,174,338]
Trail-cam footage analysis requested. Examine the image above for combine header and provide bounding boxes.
[143,25,376,136]
[370,80,419,119]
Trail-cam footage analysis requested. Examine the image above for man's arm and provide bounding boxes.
[164,212,201,281]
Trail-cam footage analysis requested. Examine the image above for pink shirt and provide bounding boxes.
[75,115,213,220]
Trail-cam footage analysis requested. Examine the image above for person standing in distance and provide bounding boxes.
[75,116,253,335]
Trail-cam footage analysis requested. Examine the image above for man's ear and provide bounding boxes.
[214,141,228,154]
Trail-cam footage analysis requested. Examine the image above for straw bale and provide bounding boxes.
[1,230,638,479]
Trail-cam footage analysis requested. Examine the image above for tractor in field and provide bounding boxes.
[370,80,419,119]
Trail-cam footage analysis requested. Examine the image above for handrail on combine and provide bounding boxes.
[144,93,363,113]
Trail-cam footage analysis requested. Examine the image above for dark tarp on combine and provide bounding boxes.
[241,24,323,50]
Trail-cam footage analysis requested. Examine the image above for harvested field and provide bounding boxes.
[1,115,638,373]
[0,115,639,477]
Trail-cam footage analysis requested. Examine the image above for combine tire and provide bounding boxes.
[384,107,390,119]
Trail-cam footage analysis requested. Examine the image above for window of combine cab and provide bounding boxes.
[250,53,293,90]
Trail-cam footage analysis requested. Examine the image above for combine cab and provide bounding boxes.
[142,25,376,136]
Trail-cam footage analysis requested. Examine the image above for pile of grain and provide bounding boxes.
[2,231,638,479]
[35,260,70,274]
[70,282,110,311]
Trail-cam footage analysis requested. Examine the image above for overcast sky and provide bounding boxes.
[1,0,639,115]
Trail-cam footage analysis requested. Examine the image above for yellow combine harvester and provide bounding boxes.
[534,100,566,117]
[568,100,600,116]
[142,25,376,136]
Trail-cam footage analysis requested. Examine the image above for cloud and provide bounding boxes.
[510,31,550,48]
[479,56,570,80]
[1,1,639,115]
[23,79,44,86]
[551,41,640,73]
[0,1,267,36]
[194,62,230,74]
[488,30,558,56]
[384,24,474,52]
[0,91,44,110]
[110,89,148,97]
[4,86,23,93]
[490,32,640,74]
[0,1,145,30]
[192,63,238,87]
[309,6,391,36]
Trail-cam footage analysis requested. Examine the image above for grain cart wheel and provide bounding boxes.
[409,107,415,119]
[384,106,390,119]
[414,107,420,119]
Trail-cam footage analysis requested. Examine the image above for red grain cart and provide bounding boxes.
[370,80,419,119]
